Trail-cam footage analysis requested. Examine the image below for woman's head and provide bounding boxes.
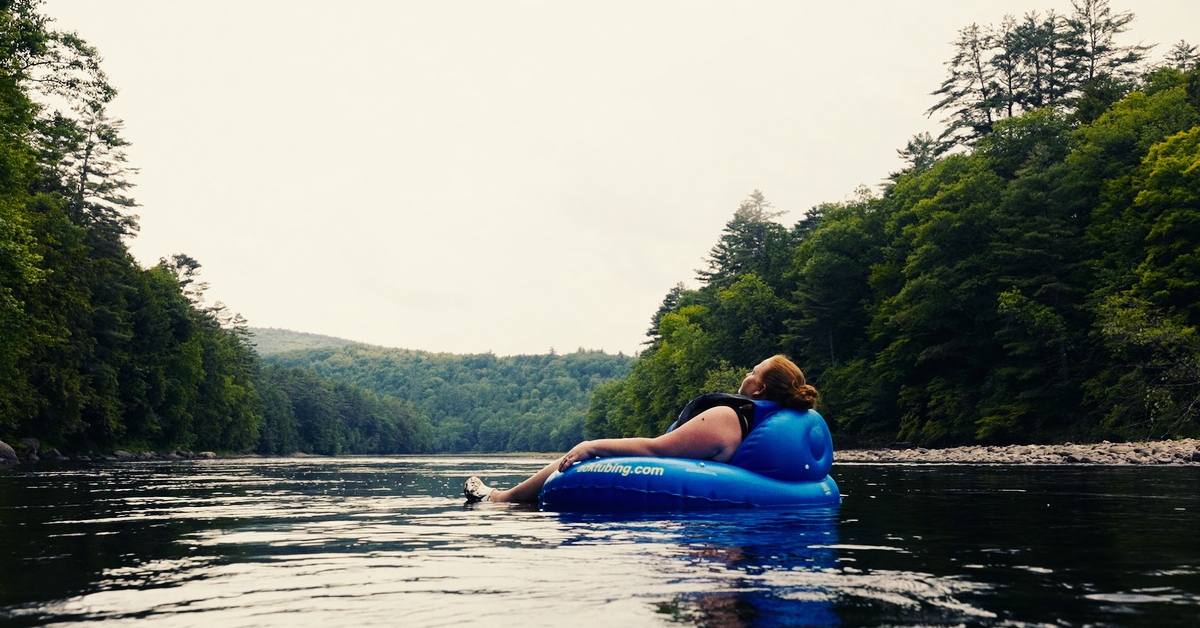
[737,354,818,410]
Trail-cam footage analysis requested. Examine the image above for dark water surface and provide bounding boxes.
[1,456,1198,626]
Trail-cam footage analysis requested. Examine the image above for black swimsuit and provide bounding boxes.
[668,392,757,438]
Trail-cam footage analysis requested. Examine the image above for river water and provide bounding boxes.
[1,456,1198,626]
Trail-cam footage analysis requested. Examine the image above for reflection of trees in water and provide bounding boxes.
[0,469,221,617]
[560,508,841,627]
[655,594,763,627]
[0,461,409,621]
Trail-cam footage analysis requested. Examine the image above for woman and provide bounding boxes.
[463,354,818,503]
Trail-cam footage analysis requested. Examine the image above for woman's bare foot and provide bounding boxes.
[463,476,496,503]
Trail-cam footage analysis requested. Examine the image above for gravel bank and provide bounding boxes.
[839,438,1200,465]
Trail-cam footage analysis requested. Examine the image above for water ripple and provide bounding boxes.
[2,457,1199,627]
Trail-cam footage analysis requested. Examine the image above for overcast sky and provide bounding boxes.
[43,0,1199,355]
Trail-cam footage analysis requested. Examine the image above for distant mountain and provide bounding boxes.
[264,344,633,452]
[249,327,363,356]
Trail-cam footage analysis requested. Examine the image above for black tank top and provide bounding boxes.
[667,393,756,438]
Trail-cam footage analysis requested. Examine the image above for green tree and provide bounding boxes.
[644,282,690,346]
[1165,40,1200,71]
[1090,295,1200,439]
[1016,10,1072,108]
[1130,127,1200,324]
[990,15,1026,120]
[892,132,939,179]
[873,157,1008,443]
[696,190,792,291]
[929,23,998,146]
[1064,0,1149,85]
[784,198,885,374]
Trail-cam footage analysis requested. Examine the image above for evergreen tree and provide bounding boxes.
[929,23,998,147]
[1016,11,1072,108]
[1064,0,1150,85]
[890,133,939,183]
[644,281,688,345]
[1130,126,1200,324]
[1092,295,1200,439]
[696,190,792,291]
[991,15,1026,120]
[1165,40,1200,71]
[784,198,884,375]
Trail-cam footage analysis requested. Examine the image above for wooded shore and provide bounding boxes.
[4,437,1199,467]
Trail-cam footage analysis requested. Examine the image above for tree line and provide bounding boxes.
[5,0,1198,454]
[0,0,432,455]
[588,0,1200,446]
[265,346,632,452]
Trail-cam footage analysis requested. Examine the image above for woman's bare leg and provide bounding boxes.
[476,457,564,504]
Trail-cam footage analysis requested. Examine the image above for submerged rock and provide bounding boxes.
[19,437,39,456]
[0,440,17,465]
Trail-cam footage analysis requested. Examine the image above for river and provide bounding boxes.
[1,456,1198,626]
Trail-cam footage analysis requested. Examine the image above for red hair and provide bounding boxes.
[759,354,818,410]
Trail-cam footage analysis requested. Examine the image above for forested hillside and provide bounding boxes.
[588,1,1200,446]
[5,0,1197,456]
[266,347,631,452]
[249,327,361,356]
[0,1,430,456]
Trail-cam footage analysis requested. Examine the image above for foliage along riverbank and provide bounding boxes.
[0,2,629,458]
[0,2,268,454]
[0,2,433,457]
[5,1,1200,459]
[3,433,1196,468]
[261,339,632,453]
[587,1,1200,447]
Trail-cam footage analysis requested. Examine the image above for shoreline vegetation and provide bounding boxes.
[3,437,1197,467]
[584,3,1200,448]
[3,1,1200,457]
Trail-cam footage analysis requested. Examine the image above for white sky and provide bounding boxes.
[43,0,1199,355]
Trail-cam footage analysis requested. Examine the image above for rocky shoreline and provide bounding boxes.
[3,437,1200,467]
[839,438,1200,465]
[0,437,218,466]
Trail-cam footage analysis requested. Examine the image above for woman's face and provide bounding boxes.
[738,360,769,397]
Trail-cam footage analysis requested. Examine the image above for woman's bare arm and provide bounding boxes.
[558,406,743,470]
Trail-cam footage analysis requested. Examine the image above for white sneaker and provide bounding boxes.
[463,476,495,503]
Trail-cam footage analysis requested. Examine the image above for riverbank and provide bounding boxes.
[840,438,1200,465]
[0,438,218,466]
[4,438,1200,467]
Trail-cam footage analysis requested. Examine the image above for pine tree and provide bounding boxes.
[644,282,688,345]
[1165,40,1200,71]
[33,106,138,237]
[696,190,790,289]
[991,16,1026,120]
[1016,12,1063,108]
[928,23,997,147]
[1064,0,1150,85]
[893,132,939,178]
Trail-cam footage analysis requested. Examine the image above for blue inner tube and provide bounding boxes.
[539,456,840,511]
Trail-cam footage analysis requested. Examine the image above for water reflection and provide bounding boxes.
[567,508,843,627]
[1,458,1199,626]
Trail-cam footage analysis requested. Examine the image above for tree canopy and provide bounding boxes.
[592,4,1200,446]
[4,0,1197,456]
